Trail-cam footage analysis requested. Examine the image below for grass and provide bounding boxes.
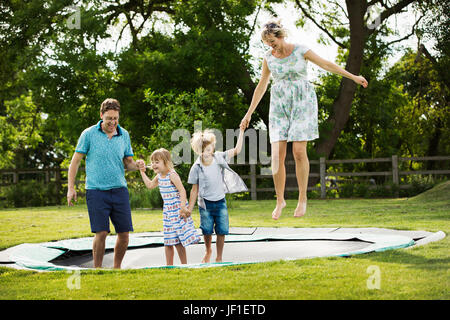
[0,181,449,300]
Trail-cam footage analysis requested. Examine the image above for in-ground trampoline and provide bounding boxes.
[0,227,445,271]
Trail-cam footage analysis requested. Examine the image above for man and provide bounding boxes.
[67,98,143,269]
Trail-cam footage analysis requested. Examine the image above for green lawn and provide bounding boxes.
[0,182,449,300]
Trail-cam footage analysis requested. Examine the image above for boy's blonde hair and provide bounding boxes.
[150,148,174,170]
[190,129,217,155]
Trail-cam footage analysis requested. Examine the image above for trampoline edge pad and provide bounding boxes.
[3,232,418,271]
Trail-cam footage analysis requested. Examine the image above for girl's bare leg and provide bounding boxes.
[175,243,187,264]
[165,245,175,265]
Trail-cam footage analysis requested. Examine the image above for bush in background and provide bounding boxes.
[1,181,62,208]
[128,183,163,209]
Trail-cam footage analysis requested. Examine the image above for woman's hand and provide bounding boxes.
[240,114,251,130]
[353,75,368,88]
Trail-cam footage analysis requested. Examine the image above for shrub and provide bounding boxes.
[1,181,62,208]
[128,186,163,209]
[339,183,354,198]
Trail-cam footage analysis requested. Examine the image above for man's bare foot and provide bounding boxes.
[294,202,307,217]
[272,200,286,220]
[201,250,212,263]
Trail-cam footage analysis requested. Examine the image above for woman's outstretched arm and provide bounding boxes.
[304,50,368,88]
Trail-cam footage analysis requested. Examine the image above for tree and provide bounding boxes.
[113,0,259,143]
[1,0,261,169]
[389,50,450,162]
[0,94,43,168]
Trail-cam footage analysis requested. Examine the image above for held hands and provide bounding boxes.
[180,206,191,222]
[136,159,146,172]
[353,75,368,88]
[240,114,251,130]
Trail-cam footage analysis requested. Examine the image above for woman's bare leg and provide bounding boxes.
[292,141,309,217]
[271,141,287,220]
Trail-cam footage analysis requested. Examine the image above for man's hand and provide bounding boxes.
[67,188,77,206]
[136,159,146,172]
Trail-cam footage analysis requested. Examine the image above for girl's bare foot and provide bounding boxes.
[272,200,286,220]
[294,202,307,217]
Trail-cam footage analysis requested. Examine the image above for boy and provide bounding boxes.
[187,128,247,263]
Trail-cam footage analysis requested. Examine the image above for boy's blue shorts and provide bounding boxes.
[199,198,229,235]
[86,187,133,234]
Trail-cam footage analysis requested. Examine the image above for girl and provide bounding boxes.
[138,148,199,265]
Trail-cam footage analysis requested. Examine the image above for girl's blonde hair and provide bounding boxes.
[190,129,216,155]
[150,148,174,170]
[261,19,288,41]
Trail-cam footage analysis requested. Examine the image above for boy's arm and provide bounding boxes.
[227,128,245,159]
[187,184,199,213]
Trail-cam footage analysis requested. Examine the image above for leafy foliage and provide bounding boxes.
[0,0,447,205]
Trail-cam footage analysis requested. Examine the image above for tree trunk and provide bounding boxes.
[314,0,366,159]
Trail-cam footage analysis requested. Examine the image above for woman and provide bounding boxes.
[240,20,368,220]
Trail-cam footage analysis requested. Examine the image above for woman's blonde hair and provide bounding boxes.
[190,129,217,155]
[150,148,174,170]
[261,19,288,41]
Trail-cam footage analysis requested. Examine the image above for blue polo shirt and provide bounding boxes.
[75,121,134,190]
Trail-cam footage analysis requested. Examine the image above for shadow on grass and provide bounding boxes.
[352,247,450,271]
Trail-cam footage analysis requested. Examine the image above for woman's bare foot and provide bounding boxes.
[294,201,307,217]
[272,200,286,220]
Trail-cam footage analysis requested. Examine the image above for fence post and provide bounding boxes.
[320,157,326,199]
[392,155,399,197]
[45,169,49,183]
[250,164,257,200]
[55,167,62,205]
[13,169,18,184]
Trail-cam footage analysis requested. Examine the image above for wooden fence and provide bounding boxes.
[1,155,449,200]
[235,155,450,199]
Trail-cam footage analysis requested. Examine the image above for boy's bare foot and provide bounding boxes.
[294,202,307,217]
[272,200,286,220]
[201,250,212,263]
[215,257,223,263]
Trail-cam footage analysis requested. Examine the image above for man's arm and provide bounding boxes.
[123,156,139,171]
[67,152,85,206]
